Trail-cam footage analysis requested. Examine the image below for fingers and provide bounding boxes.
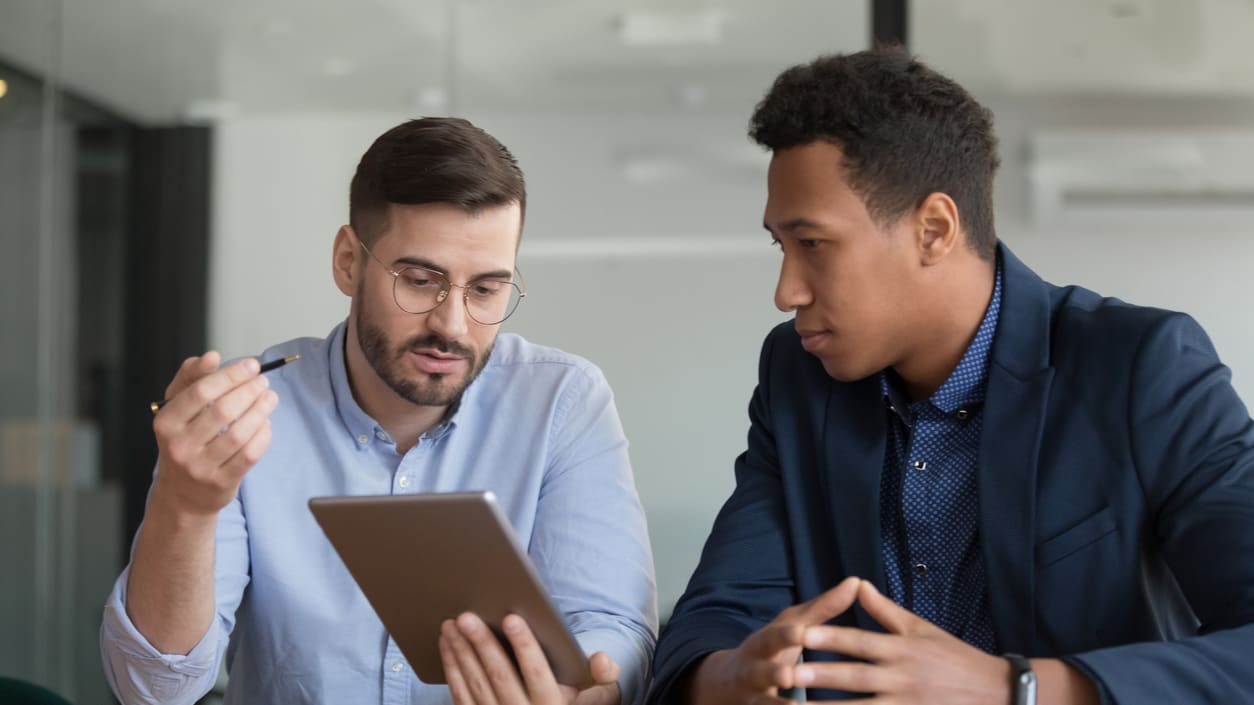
[803,624,895,663]
[442,618,505,705]
[796,659,913,696]
[219,414,273,482]
[200,384,278,468]
[744,621,807,661]
[740,655,797,692]
[857,580,925,635]
[791,576,861,626]
[440,632,477,705]
[456,613,532,705]
[177,357,263,428]
[184,372,270,443]
[155,357,262,444]
[500,614,562,701]
[164,351,221,400]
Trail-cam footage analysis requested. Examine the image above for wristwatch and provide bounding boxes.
[1004,653,1037,705]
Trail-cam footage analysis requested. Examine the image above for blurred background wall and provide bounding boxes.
[3,1,1254,702]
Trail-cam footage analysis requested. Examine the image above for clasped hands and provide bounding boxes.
[690,577,1016,705]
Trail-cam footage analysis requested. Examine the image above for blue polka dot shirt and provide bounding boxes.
[878,262,1003,653]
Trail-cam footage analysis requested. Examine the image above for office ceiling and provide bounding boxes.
[2,0,1251,125]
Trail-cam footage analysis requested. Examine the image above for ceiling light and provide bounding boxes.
[617,10,725,47]
[0,79,8,99]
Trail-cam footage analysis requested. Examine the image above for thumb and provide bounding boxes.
[589,651,620,685]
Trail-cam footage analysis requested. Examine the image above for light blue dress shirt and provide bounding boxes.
[100,322,658,705]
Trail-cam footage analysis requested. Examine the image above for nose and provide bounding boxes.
[774,255,812,313]
[425,288,470,341]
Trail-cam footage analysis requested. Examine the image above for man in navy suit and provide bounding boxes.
[648,46,1254,705]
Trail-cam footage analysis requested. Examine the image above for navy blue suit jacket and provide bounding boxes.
[649,245,1254,703]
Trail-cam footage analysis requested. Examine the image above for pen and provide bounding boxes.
[149,354,301,415]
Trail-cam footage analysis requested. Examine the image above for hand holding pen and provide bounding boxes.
[150,354,298,414]
[147,351,296,519]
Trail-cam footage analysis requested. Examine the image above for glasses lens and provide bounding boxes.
[392,267,447,314]
[466,280,523,325]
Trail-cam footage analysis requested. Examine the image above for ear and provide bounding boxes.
[332,225,361,297]
[914,192,961,266]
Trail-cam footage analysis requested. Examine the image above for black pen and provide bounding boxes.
[149,354,301,415]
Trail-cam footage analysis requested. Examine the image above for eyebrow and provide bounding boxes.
[763,217,824,235]
[393,256,513,282]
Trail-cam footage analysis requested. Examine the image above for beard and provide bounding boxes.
[354,296,494,408]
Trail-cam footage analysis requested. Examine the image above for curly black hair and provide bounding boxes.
[750,45,999,260]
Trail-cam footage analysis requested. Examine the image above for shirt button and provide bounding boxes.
[391,660,404,672]
[914,563,928,577]
[356,434,369,445]
[398,476,411,489]
[913,459,927,471]
[956,409,970,421]
[375,430,388,441]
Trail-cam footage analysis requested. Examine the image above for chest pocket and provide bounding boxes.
[1036,505,1116,567]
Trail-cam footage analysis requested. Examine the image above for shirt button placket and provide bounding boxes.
[383,641,409,703]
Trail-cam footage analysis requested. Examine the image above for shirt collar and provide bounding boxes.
[881,257,1004,418]
[328,321,458,449]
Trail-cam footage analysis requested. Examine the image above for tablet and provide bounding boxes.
[308,491,594,688]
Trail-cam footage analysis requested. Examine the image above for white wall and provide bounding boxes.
[212,105,1254,618]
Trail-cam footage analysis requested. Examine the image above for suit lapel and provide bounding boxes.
[822,376,888,630]
[979,244,1055,653]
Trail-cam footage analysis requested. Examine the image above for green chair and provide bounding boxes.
[0,677,73,705]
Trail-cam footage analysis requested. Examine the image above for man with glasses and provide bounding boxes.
[100,117,657,705]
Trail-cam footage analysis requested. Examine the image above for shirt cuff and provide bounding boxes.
[576,626,654,705]
[100,567,222,704]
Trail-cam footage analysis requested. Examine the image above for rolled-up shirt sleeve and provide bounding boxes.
[100,490,250,705]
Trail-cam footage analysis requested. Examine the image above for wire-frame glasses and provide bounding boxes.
[357,239,525,325]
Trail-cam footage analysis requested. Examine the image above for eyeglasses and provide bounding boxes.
[356,239,526,325]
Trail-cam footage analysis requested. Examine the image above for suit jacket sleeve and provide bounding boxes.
[1068,312,1254,702]
[647,329,801,705]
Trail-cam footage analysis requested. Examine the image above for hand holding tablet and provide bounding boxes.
[308,492,597,689]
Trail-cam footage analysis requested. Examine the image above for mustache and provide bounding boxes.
[398,334,475,360]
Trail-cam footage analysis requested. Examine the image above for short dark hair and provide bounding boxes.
[749,45,999,259]
[349,117,526,245]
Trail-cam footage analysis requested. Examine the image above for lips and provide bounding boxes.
[796,327,830,353]
[408,349,468,375]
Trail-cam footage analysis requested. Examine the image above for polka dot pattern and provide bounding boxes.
[878,263,1003,653]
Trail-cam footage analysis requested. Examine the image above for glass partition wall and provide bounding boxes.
[1,4,132,703]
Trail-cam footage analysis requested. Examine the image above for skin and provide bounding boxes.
[331,202,521,453]
[684,142,1098,705]
[127,201,618,704]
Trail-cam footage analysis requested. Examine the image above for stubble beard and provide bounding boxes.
[355,297,493,408]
